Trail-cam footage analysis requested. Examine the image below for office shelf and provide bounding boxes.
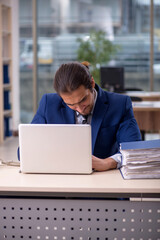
[0,3,13,143]
[3,110,12,117]
[3,83,12,90]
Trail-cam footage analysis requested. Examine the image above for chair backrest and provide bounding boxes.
[125,88,143,91]
[130,96,142,102]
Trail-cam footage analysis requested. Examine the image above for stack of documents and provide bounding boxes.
[120,139,160,179]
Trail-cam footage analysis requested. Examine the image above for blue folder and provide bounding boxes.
[3,64,9,83]
[120,139,160,150]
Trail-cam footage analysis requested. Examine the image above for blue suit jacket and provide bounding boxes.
[31,85,141,159]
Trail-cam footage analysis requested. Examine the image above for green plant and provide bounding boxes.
[77,30,119,85]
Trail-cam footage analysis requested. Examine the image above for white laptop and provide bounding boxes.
[19,124,92,174]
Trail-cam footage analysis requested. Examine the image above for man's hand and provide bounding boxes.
[92,155,117,172]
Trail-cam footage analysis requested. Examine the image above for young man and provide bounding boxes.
[31,61,141,171]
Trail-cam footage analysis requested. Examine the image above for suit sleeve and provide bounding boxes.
[116,96,141,143]
[31,94,47,123]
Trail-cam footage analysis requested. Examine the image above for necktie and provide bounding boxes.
[82,115,88,124]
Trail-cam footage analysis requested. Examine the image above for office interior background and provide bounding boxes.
[0,0,160,136]
[19,0,160,124]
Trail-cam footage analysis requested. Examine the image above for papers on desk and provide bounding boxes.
[119,139,160,179]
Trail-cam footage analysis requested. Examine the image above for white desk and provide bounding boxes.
[133,101,160,110]
[125,91,160,101]
[0,137,160,239]
[1,164,160,198]
[132,101,160,132]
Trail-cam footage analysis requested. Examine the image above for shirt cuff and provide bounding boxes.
[110,153,122,169]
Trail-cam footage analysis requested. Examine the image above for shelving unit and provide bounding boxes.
[0,3,12,143]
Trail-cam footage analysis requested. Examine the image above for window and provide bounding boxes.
[19,0,160,123]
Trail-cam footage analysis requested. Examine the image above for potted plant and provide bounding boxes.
[77,30,119,85]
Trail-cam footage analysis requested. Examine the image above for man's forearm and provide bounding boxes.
[92,155,118,171]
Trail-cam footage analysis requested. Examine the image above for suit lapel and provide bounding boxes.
[61,102,75,124]
[91,86,109,153]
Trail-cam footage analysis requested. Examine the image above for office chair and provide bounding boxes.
[130,96,142,102]
[125,88,143,91]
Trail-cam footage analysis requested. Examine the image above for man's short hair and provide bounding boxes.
[53,61,92,94]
